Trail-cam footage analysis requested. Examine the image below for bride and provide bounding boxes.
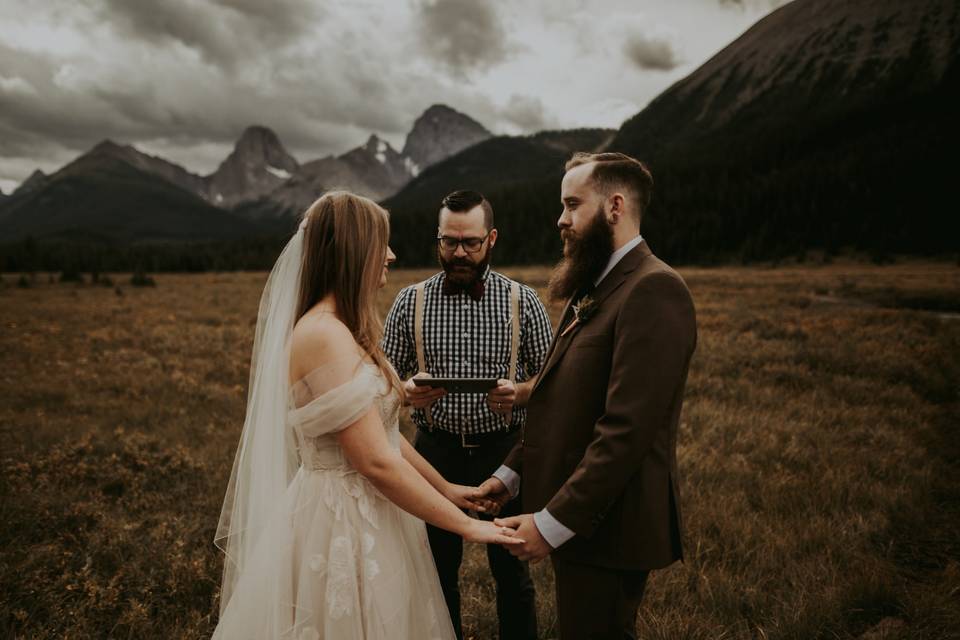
[213,192,521,639]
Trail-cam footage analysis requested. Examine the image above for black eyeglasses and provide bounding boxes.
[437,233,489,253]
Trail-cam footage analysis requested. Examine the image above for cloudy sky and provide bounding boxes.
[0,0,789,193]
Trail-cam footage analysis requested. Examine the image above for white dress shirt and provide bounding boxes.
[493,234,643,549]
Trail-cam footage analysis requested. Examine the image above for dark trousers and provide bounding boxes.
[551,555,649,640]
[414,427,538,640]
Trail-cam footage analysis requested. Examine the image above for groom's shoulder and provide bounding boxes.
[628,255,692,302]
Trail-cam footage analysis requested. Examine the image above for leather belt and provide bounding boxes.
[418,425,520,449]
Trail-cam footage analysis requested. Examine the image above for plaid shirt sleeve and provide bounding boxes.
[519,284,553,377]
[382,286,417,380]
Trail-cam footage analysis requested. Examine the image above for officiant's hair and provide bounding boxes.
[296,191,403,398]
[440,189,494,231]
[565,152,653,222]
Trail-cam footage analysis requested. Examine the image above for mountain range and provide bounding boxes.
[0,104,492,243]
[1,0,957,267]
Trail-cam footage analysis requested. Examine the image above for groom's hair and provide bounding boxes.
[440,190,494,231]
[565,152,653,222]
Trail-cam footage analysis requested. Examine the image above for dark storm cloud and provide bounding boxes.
[0,0,363,166]
[0,44,113,155]
[501,94,554,132]
[414,0,510,74]
[623,32,680,71]
[98,0,322,70]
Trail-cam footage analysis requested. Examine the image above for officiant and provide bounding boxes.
[383,190,552,640]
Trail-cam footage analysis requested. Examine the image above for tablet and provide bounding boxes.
[412,378,499,393]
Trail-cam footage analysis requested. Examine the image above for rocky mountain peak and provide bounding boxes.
[14,169,47,195]
[361,134,389,158]
[401,104,492,172]
[90,139,126,154]
[206,126,300,207]
[232,126,299,173]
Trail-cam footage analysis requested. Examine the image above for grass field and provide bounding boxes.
[1,263,958,639]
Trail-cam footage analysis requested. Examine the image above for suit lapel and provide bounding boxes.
[533,297,574,393]
[533,241,651,392]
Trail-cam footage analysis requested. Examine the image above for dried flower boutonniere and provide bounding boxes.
[560,294,598,337]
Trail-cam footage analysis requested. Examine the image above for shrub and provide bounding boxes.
[60,268,83,283]
[130,268,156,288]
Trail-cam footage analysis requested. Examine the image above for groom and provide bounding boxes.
[477,152,698,639]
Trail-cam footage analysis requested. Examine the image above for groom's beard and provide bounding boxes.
[548,206,614,303]
[438,245,492,286]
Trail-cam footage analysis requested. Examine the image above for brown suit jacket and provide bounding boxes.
[504,241,696,570]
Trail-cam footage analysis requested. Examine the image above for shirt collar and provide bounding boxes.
[594,235,643,287]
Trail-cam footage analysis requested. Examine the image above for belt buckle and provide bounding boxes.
[461,433,481,449]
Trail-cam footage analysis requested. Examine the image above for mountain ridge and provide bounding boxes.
[1,103,497,234]
[0,150,258,244]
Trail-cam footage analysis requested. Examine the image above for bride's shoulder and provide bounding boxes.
[290,314,361,381]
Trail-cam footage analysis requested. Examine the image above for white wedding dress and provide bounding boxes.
[213,357,456,640]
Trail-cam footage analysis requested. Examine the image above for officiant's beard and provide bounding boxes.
[548,206,614,303]
[438,245,492,286]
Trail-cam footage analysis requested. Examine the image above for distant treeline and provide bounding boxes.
[0,236,289,274]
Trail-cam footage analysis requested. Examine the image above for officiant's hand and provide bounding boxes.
[474,477,512,516]
[494,514,551,564]
[404,373,446,409]
[487,379,516,416]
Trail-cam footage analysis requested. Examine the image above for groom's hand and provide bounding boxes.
[494,514,552,564]
[404,372,446,409]
[474,477,511,516]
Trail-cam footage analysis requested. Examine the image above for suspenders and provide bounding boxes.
[413,278,521,427]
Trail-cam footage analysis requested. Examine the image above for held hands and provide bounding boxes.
[404,372,446,409]
[487,379,516,416]
[463,519,526,546]
[473,476,512,516]
[494,514,552,564]
[444,482,502,514]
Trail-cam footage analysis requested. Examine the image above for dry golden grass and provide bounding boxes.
[1,262,958,639]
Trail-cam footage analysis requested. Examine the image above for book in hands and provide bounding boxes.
[412,378,499,393]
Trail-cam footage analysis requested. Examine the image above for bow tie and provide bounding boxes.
[442,277,485,301]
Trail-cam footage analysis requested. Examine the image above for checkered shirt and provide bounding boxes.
[382,269,553,434]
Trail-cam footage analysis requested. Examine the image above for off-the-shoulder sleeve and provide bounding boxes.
[288,354,384,438]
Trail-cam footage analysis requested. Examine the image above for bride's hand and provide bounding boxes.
[444,483,500,513]
[463,519,525,545]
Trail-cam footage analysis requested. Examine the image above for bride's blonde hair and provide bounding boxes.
[296,191,403,399]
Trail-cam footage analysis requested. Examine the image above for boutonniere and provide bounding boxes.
[560,294,598,337]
